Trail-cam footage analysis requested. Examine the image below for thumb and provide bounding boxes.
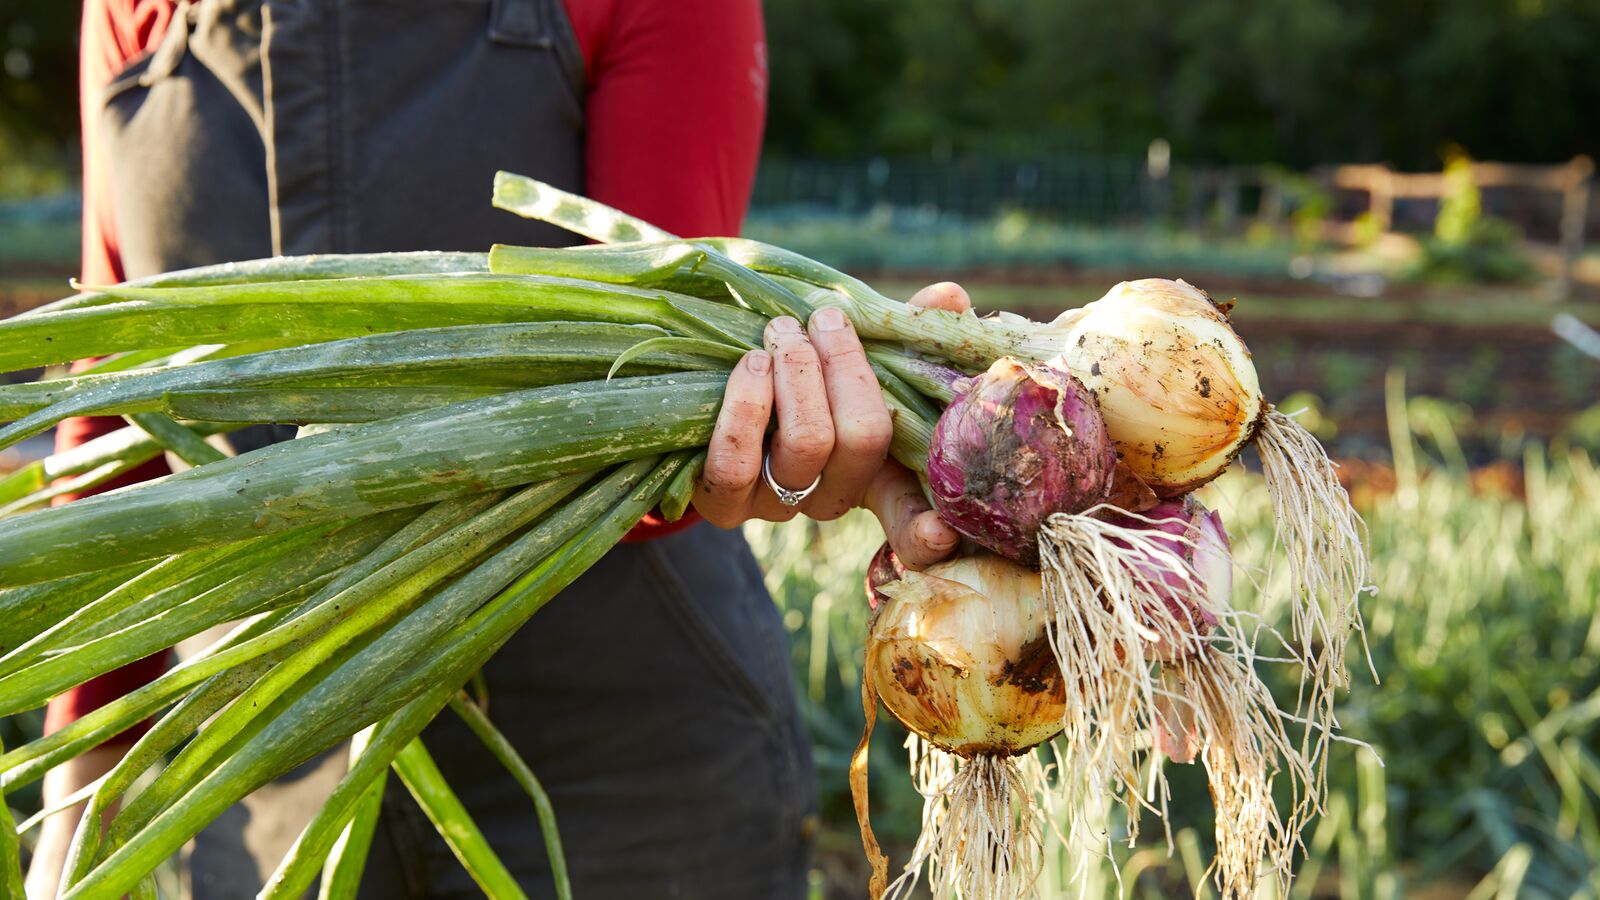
[864,462,960,570]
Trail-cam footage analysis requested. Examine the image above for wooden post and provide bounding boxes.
[1370,166,1395,233]
[1557,156,1593,300]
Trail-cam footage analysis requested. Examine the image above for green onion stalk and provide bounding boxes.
[0,173,1371,900]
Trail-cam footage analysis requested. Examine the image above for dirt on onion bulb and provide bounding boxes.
[851,550,1063,900]
[927,357,1116,563]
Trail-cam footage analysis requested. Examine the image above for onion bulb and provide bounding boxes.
[1109,497,1230,660]
[927,357,1115,564]
[866,552,1066,756]
[1055,278,1262,497]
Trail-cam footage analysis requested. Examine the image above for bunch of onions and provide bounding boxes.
[0,173,1368,899]
[855,350,1328,898]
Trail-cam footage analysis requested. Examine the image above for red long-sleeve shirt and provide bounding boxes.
[48,0,767,738]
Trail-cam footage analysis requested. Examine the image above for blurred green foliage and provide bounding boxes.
[7,2,1600,170]
[0,9,76,198]
[743,208,1301,277]
[1407,150,1540,284]
[765,0,1600,167]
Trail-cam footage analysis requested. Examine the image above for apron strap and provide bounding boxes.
[490,0,586,93]
[489,0,554,48]
[146,3,195,82]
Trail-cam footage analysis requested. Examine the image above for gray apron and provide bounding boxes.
[99,2,816,896]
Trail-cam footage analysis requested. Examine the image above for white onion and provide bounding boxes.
[1055,278,1264,496]
[867,555,1065,757]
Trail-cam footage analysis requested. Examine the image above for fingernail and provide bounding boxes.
[747,350,771,374]
[769,316,802,334]
[812,308,847,331]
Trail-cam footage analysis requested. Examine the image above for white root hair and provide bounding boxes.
[1036,509,1334,899]
[1174,649,1313,898]
[886,736,1048,900]
[859,458,1373,900]
[1255,407,1376,762]
[1036,511,1218,833]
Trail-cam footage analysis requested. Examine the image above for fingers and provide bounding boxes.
[764,316,833,516]
[804,307,893,519]
[907,282,973,314]
[864,462,960,569]
[695,350,773,528]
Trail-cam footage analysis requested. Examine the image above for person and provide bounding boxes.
[26,1,973,898]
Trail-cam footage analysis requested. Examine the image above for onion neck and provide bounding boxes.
[706,237,1071,369]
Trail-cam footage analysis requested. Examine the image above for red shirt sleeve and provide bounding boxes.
[65,0,178,476]
[46,0,180,744]
[565,0,767,539]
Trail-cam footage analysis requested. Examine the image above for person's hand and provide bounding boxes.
[693,282,973,569]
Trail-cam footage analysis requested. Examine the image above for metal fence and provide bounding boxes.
[751,156,1155,223]
[751,155,1598,235]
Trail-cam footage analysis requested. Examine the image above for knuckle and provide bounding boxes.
[835,411,894,455]
[807,500,850,522]
[720,397,770,425]
[781,420,835,460]
[818,340,868,367]
[701,456,758,495]
[778,344,820,369]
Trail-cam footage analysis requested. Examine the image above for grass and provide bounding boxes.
[745,402,1600,898]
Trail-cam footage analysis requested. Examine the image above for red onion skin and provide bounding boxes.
[1109,498,1227,639]
[865,542,906,610]
[928,358,1116,565]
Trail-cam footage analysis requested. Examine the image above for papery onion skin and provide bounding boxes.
[864,542,905,610]
[927,357,1116,564]
[1057,279,1265,497]
[866,554,1067,758]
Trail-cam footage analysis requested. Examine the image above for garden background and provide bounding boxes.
[4,2,1600,897]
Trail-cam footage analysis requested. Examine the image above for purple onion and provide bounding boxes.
[928,357,1117,564]
[1109,498,1229,649]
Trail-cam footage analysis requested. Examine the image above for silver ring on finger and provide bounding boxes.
[762,453,822,507]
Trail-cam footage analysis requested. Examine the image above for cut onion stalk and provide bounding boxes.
[852,551,1061,900]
